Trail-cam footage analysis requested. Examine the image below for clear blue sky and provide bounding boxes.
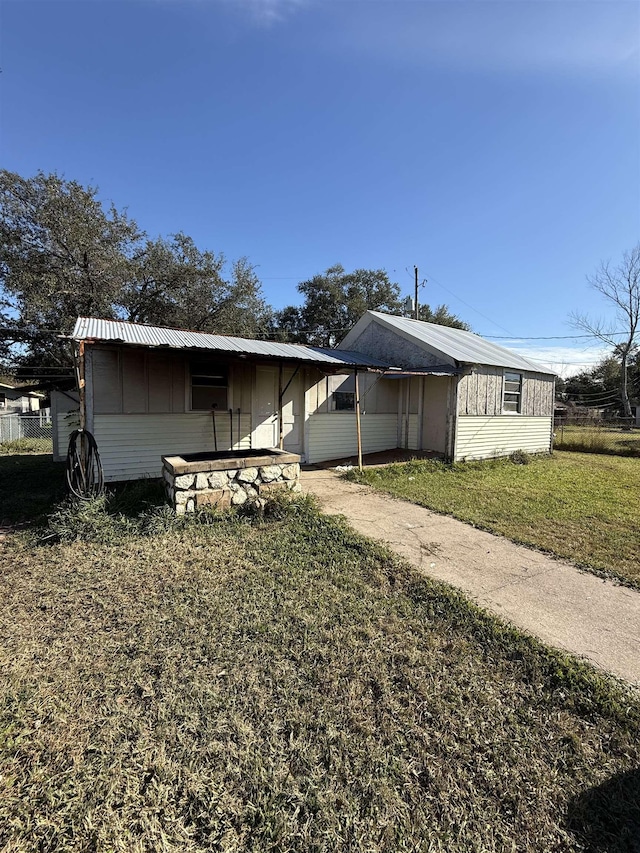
[1,0,639,374]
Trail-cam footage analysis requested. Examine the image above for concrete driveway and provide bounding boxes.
[302,468,640,688]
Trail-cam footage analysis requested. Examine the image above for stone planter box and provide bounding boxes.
[162,449,301,514]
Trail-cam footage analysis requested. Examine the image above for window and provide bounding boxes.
[191,361,228,411]
[333,391,355,411]
[0,393,5,409]
[503,371,522,413]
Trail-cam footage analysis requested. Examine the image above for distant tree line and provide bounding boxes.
[556,354,640,417]
[0,170,469,375]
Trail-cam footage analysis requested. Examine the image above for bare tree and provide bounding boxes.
[571,244,640,418]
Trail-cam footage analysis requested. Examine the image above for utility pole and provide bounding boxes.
[414,266,419,320]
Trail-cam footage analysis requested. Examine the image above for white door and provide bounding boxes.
[252,366,278,448]
[281,367,303,455]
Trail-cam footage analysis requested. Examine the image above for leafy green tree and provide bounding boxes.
[272,265,470,345]
[571,244,640,417]
[121,236,271,338]
[563,356,624,412]
[0,169,140,367]
[0,171,273,369]
[268,305,304,343]
[275,264,403,346]
[418,303,470,330]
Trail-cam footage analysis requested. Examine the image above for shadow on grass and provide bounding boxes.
[0,453,67,526]
[567,767,640,852]
[0,454,166,529]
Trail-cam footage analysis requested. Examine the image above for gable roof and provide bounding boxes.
[342,312,555,375]
[72,317,392,372]
[0,381,42,397]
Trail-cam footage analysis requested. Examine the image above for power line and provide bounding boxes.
[479,332,629,341]
[561,389,619,399]
[564,396,620,405]
[419,269,516,337]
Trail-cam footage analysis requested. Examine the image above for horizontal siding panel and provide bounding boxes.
[54,411,80,461]
[94,414,252,481]
[455,416,552,461]
[307,413,397,463]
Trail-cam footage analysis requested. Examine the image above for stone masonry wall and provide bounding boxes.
[163,459,301,514]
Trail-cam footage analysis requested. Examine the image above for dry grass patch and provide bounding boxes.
[347,453,640,588]
[0,496,639,852]
[554,425,640,457]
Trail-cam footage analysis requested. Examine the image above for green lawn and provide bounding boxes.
[0,461,639,851]
[347,452,640,588]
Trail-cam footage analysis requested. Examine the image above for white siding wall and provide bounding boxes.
[454,416,553,461]
[94,413,252,482]
[54,411,80,462]
[307,413,397,464]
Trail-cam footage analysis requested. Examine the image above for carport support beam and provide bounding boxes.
[355,368,363,471]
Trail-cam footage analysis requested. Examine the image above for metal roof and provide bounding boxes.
[72,317,391,370]
[367,312,555,375]
[383,366,461,378]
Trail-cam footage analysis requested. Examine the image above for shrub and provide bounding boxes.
[45,495,136,544]
[43,486,317,544]
[510,449,531,465]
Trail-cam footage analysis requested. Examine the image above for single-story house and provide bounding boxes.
[0,381,42,414]
[52,313,555,481]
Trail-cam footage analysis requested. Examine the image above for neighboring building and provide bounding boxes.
[52,314,555,481]
[0,381,42,414]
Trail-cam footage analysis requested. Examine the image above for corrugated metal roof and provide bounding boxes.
[368,312,555,375]
[72,317,391,370]
[384,366,461,378]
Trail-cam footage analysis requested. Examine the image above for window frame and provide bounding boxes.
[189,360,229,412]
[502,371,523,414]
[332,391,356,412]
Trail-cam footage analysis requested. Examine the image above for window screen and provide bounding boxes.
[191,361,228,411]
[333,392,355,411]
[503,372,522,413]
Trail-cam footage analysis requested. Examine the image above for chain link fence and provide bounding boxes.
[0,413,54,451]
[553,416,640,457]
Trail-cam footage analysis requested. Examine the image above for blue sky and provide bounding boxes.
[1,0,639,375]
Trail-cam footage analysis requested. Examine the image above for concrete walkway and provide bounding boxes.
[302,468,640,688]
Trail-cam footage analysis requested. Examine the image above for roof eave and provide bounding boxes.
[78,335,391,372]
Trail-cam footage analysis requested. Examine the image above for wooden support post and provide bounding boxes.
[417,375,424,451]
[278,362,284,449]
[77,341,86,431]
[355,368,363,471]
[76,340,88,473]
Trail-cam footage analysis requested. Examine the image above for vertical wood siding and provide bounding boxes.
[454,416,553,461]
[307,413,397,463]
[457,369,554,417]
